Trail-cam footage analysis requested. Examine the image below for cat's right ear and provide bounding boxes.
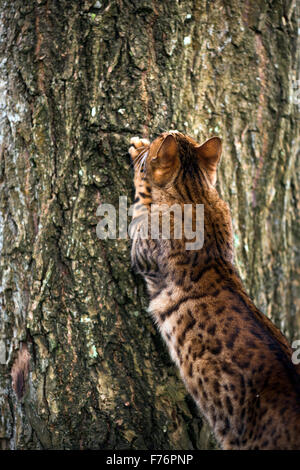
[195,137,222,185]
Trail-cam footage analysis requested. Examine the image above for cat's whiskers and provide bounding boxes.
[131,149,145,169]
[136,156,145,175]
[135,156,146,175]
[132,146,148,170]
[139,149,148,175]
[134,147,149,175]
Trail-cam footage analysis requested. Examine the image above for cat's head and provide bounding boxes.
[145,131,222,190]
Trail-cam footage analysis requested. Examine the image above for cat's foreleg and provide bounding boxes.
[129,137,157,274]
[129,137,152,219]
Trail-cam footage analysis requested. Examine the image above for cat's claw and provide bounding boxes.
[130,137,150,148]
[129,137,150,160]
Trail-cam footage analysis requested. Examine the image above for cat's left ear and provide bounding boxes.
[195,137,222,185]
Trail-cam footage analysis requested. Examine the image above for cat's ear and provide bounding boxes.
[155,134,178,168]
[150,134,180,186]
[196,137,222,185]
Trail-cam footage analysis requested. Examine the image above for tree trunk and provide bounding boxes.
[0,0,298,450]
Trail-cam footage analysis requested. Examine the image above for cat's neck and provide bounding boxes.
[150,184,235,265]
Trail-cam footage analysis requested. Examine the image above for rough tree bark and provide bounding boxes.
[0,0,299,450]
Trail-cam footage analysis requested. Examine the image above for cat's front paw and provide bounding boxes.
[129,136,150,162]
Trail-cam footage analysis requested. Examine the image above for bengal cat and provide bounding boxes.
[128,131,300,450]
